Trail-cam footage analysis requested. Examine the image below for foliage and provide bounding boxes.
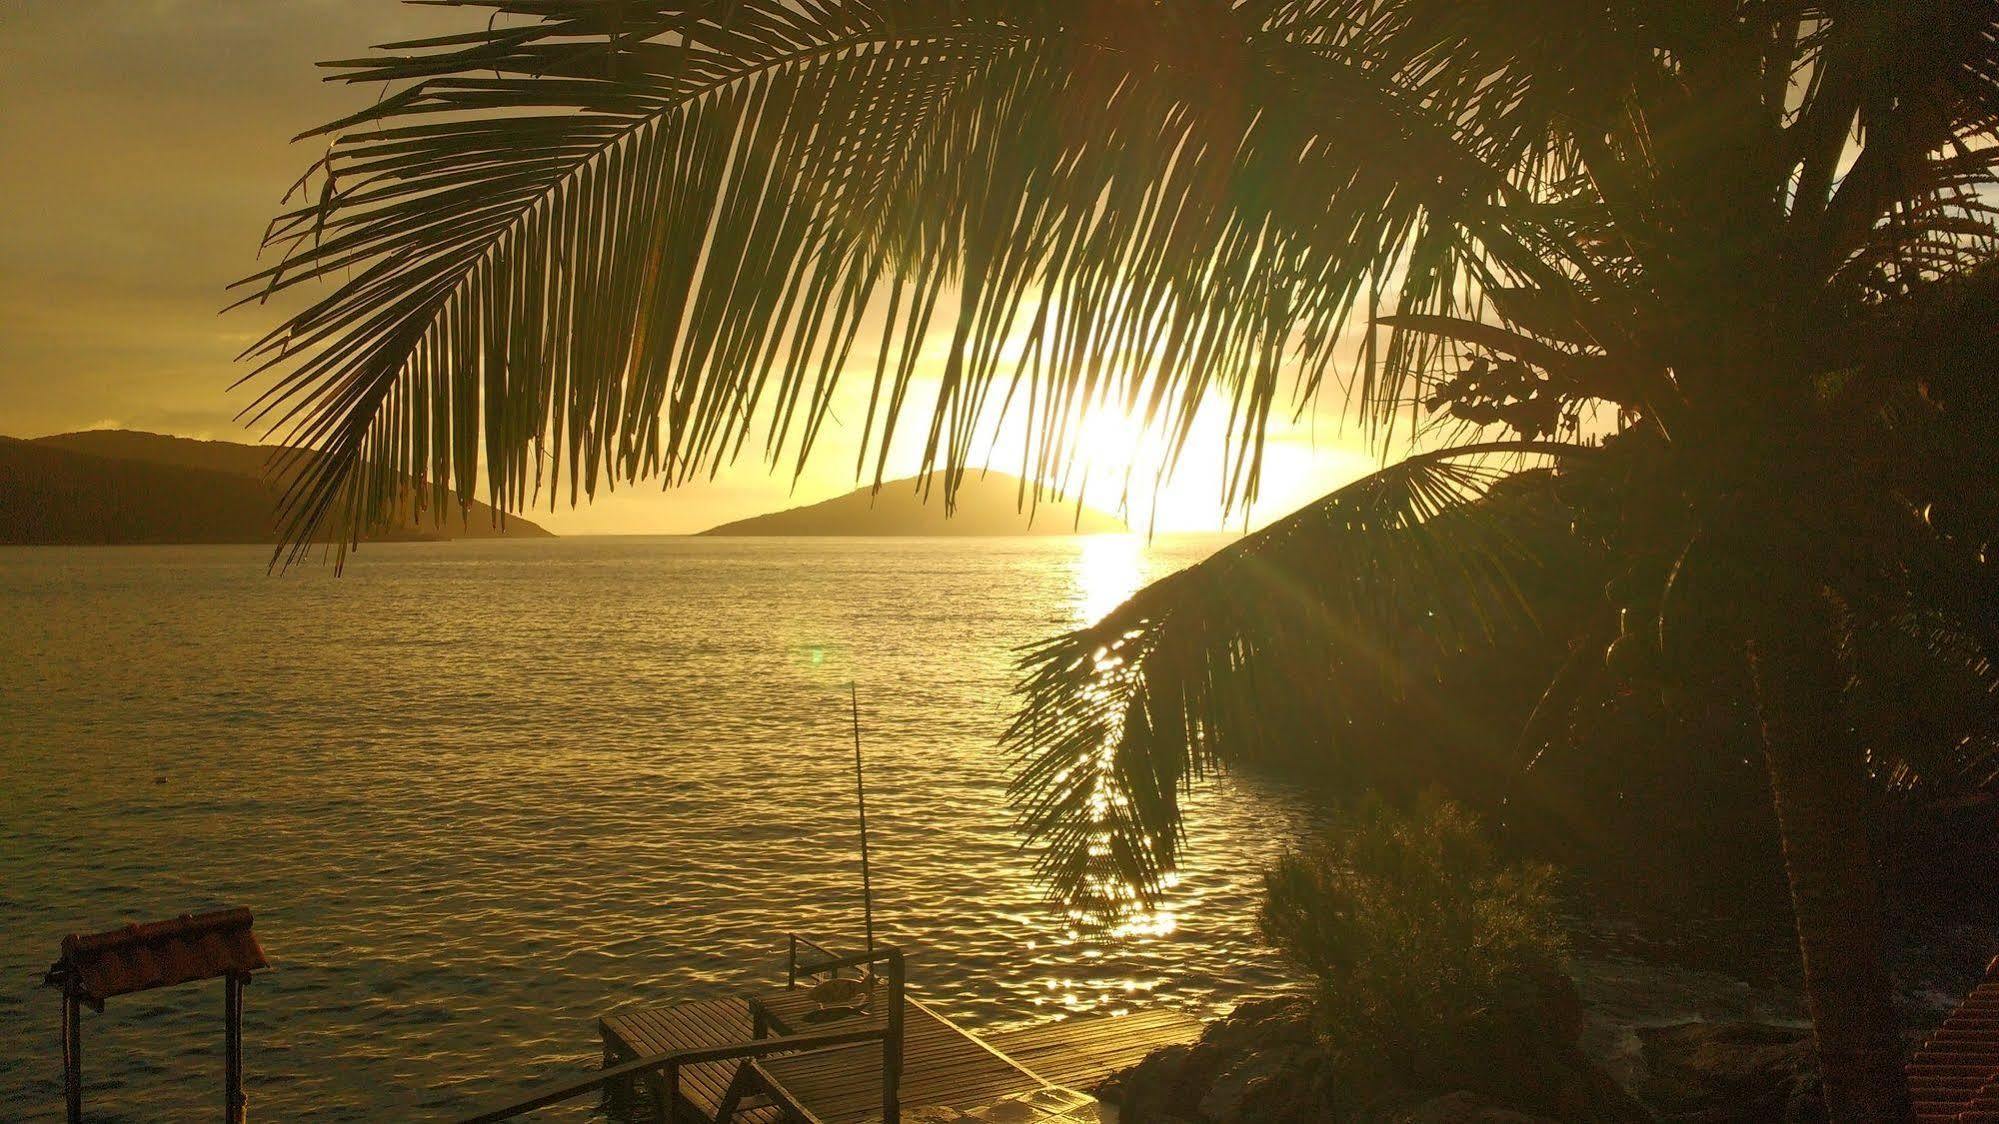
[980,5,1999,915]
[1005,442,1585,903]
[1258,796,1567,1086]
[238,1,1999,883]
[238,0,1491,563]
[246,5,1999,1113]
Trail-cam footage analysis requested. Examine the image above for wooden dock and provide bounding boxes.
[986,1009,1203,1090]
[599,994,1200,1123]
[454,939,1202,1124]
[599,996,785,1122]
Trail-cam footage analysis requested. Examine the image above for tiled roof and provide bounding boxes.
[48,907,267,1005]
[1911,957,1999,1123]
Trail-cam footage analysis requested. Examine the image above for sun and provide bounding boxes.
[1018,398,1204,521]
[1050,398,1248,532]
[1070,402,1151,476]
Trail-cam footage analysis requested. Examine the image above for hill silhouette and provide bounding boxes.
[700,472,1127,536]
[1,430,549,545]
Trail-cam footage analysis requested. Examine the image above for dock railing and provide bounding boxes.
[785,932,865,988]
[452,943,906,1124]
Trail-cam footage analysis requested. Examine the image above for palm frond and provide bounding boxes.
[239,0,1546,564]
[1001,439,1589,912]
[236,2,1999,565]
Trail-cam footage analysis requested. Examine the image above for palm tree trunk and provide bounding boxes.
[1749,591,1912,1123]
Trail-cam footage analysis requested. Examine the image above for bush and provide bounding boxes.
[1258,794,1568,1090]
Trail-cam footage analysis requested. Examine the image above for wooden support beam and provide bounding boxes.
[61,991,82,1124]
[883,951,905,1124]
[225,972,246,1124]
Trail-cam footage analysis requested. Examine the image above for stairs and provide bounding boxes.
[1911,960,1999,1122]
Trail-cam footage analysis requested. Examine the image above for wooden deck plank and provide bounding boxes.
[758,1001,1039,1123]
[601,991,1202,1124]
[988,1008,1199,1047]
[769,1034,1016,1101]
[631,1009,767,1121]
[599,997,783,1124]
[989,1009,1203,1091]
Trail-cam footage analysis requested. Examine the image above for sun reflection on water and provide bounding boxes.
[1034,533,1187,1013]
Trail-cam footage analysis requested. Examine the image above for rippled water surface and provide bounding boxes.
[0,536,1329,1121]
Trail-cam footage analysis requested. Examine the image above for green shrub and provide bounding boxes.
[1258,794,1568,1087]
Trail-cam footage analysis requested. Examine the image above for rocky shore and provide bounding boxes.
[1098,982,1654,1123]
[1095,924,1998,1123]
[1096,992,1821,1122]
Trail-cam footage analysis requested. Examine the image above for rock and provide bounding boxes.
[1098,1043,1201,1123]
[1504,966,1588,1048]
[1098,988,1648,1123]
[1099,998,1336,1123]
[1198,996,1320,1053]
[1197,1043,1330,1121]
[1384,1090,1562,1123]
[1419,973,1651,1123]
[1630,1021,1822,1122]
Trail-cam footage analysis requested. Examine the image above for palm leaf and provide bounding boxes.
[236,2,1999,565]
[1001,439,1589,912]
[238,0,1554,565]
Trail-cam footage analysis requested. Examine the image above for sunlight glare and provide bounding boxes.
[1072,533,1145,626]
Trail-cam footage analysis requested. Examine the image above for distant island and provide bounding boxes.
[700,472,1127,536]
[0,429,550,545]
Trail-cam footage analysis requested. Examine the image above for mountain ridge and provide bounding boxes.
[1,429,550,545]
[699,471,1127,536]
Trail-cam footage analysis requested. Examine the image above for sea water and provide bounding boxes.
[0,536,1326,1120]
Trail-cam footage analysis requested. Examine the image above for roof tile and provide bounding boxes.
[47,907,267,1004]
[1912,958,1999,1122]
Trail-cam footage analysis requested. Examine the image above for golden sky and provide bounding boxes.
[1,2,1380,534]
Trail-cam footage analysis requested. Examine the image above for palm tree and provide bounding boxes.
[240,4,1999,1118]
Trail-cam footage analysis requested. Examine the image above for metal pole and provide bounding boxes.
[61,990,82,1124]
[850,681,875,958]
[225,972,245,1124]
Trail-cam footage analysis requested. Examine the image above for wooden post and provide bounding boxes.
[882,949,904,1124]
[850,683,876,959]
[61,990,82,1124]
[601,1037,628,1116]
[645,1068,668,1124]
[224,971,245,1124]
[662,1060,679,1124]
[787,933,798,989]
[714,1061,755,1123]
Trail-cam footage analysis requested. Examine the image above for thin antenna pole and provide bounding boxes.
[851,681,876,958]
